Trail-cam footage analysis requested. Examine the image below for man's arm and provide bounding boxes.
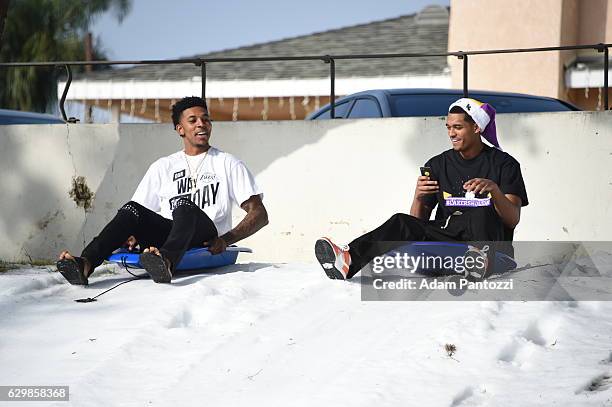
[463,178,522,229]
[207,195,269,254]
[410,175,438,220]
[491,191,522,229]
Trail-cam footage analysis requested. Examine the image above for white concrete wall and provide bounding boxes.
[0,111,611,264]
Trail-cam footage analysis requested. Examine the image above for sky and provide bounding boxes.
[92,0,450,61]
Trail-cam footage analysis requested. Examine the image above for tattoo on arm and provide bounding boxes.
[220,195,268,245]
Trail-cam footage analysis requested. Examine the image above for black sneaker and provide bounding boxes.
[140,252,172,283]
[56,257,89,286]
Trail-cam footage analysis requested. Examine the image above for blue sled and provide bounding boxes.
[389,242,517,275]
[107,246,252,271]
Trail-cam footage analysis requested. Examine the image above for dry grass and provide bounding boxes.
[0,260,53,273]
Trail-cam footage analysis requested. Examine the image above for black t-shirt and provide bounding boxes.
[421,145,528,238]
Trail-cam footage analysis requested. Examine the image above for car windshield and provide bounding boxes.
[311,101,352,119]
[389,93,575,117]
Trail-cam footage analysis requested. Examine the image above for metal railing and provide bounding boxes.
[0,43,610,122]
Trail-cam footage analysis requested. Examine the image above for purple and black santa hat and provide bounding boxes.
[448,98,500,149]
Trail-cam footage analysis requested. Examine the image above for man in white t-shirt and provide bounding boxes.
[57,96,268,284]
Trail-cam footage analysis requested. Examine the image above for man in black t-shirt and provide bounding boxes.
[315,98,528,280]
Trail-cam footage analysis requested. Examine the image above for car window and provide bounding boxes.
[390,94,457,117]
[472,95,575,112]
[389,93,575,117]
[347,98,382,118]
[312,100,352,119]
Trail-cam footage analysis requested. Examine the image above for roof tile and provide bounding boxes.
[81,5,449,82]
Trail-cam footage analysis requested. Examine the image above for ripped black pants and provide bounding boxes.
[81,200,217,270]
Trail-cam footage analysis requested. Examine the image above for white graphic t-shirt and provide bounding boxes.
[131,147,263,235]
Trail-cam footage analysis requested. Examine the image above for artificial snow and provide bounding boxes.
[1,259,612,407]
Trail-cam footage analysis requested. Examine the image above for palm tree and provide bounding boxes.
[0,1,9,44]
[0,0,132,112]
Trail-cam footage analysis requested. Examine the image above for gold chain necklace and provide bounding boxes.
[183,150,208,188]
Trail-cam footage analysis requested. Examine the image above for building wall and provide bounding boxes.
[448,0,567,98]
[607,0,612,42]
[0,112,611,265]
[83,96,329,123]
[65,73,452,123]
[578,0,609,44]
[568,88,612,110]
[559,0,579,100]
[448,0,610,108]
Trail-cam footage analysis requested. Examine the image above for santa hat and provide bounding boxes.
[448,98,500,149]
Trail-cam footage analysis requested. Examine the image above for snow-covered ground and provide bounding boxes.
[2,259,612,407]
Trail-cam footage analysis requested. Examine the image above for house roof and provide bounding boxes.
[81,5,449,82]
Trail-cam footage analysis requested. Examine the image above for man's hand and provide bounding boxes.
[410,175,438,220]
[205,237,228,255]
[124,235,138,251]
[204,194,269,254]
[415,175,439,200]
[464,178,522,229]
[463,178,500,195]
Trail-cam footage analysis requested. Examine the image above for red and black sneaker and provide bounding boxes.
[315,237,351,280]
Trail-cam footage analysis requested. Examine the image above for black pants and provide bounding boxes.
[81,199,218,271]
[347,207,505,279]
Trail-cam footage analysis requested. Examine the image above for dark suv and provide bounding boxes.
[307,88,580,120]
